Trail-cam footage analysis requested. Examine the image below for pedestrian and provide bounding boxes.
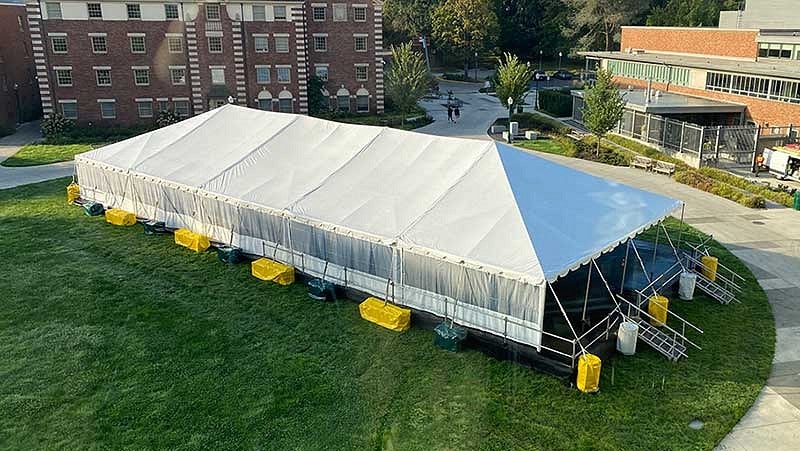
[447,105,453,123]
[454,106,460,123]
[755,153,765,177]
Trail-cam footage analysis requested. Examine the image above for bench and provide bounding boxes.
[631,155,654,171]
[653,160,677,176]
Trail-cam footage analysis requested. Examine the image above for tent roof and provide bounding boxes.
[78,104,681,283]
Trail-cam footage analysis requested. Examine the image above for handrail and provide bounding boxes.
[580,315,621,353]
[639,261,683,295]
[617,294,703,350]
[632,288,705,336]
[684,253,743,293]
[576,308,619,342]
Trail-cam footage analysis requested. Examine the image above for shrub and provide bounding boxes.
[698,167,794,207]
[0,124,15,138]
[674,170,766,209]
[537,89,573,118]
[578,137,632,166]
[441,73,477,82]
[41,113,73,138]
[44,123,158,144]
[156,110,181,128]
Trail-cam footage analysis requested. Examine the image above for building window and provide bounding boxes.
[208,36,223,53]
[170,67,186,85]
[256,66,270,84]
[273,5,287,20]
[55,68,72,87]
[314,35,327,52]
[206,4,220,20]
[174,100,189,116]
[167,36,183,53]
[50,36,68,54]
[705,71,800,104]
[95,68,111,86]
[313,6,325,21]
[133,68,150,86]
[759,42,795,60]
[126,4,141,19]
[99,100,116,119]
[354,35,367,52]
[337,94,349,112]
[356,94,369,112]
[279,96,292,113]
[333,3,346,21]
[277,66,290,83]
[130,35,146,53]
[165,4,179,20]
[605,60,689,87]
[87,3,102,19]
[252,4,265,21]
[158,99,170,111]
[258,98,271,110]
[275,35,289,53]
[45,2,62,19]
[353,6,366,22]
[211,67,225,85]
[60,101,77,119]
[254,35,268,52]
[315,65,328,81]
[91,35,107,54]
[137,100,153,118]
[355,65,368,81]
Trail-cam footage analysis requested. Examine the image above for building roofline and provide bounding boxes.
[621,25,760,32]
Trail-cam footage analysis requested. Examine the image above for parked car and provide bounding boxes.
[552,70,575,80]
[532,70,548,81]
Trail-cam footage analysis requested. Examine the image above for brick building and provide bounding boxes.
[28,0,385,125]
[0,0,39,128]
[581,0,800,127]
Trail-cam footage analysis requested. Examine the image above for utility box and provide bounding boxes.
[525,131,539,140]
[509,121,519,136]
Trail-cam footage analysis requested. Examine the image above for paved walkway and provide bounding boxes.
[0,122,74,189]
[417,94,800,450]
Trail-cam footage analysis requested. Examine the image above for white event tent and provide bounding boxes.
[75,104,681,350]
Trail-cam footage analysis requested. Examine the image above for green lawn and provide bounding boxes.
[516,138,571,156]
[0,179,774,450]
[1,144,96,167]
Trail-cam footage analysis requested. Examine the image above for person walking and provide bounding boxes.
[454,106,460,124]
[447,105,453,123]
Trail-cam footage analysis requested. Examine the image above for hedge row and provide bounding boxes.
[537,89,573,118]
[675,170,766,209]
[510,112,572,135]
[698,167,794,207]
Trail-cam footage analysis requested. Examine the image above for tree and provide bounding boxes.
[41,113,73,138]
[307,75,330,116]
[563,0,650,51]
[494,53,533,111]
[582,66,626,155]
[432,0,498,78]
[646,0,739,27]
[383,0,442,45]
[385,42,429,124]
[156,109,180,128]
[494,0,569,59]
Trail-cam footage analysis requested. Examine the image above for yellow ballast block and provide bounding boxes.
[104,208,136,226]
[174,228,211,252]
[701,255,719,282]
[648,295,669,327]
[66,183,80,204]
[576,353,602,393]
[251,258,295,285]
[359,297,411,332]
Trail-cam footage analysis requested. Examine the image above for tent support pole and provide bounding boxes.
[547,282,586,356]
[652,224,660,269]
[620,239,630,295]
[677,204,686,251]
[630,240,658,298]
[660,223,687,271]
[581,263,592,326]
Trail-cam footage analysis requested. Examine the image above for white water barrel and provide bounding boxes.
[679,271,698,301]
[616,321,639,356]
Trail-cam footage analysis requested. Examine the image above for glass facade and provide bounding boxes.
[606,60,690,86]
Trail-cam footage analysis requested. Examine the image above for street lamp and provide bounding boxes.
[539,50,543,71]
[507,97,514,144]
[474,51,478,81]
[558,51,563,71]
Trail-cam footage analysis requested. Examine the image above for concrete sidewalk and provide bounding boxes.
[0,121,75,189]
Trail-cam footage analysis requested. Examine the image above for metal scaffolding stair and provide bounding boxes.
[682,252,743,305]
[693,271,737,304]
[631,317,687,361]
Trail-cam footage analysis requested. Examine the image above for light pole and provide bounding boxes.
[558,52,563,71]
[474,51,478,81]
[507,97,514,144]
[539,50,543,71]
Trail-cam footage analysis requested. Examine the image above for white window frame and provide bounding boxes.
[94,66,112,86]
[164,3,179,20]
[54,66,73,87]
[276,65,291,83]
[354,34,367,52]
[355,64,369,82]
[274,34,289,53]
[356,93,369,112]
[132,66,150,86]
[45,2,62,20]
[90,33,108,54]
[253,34,269,53]
[126,3,141,19]
[136,98,154,118]
[205,3,220,21]
[353,5,367,22]
[210,66,225,85]
[173,98,190,117]
[252,4,266,21]
[315,64,329,82]
[208,36,223,53]
[87,2,102,19]
[50,34,68,54]
[59,99,77,119]
[255,65,271,84]
[129,34,146,54]
[98,99,116,119]
[313,34,328,52]
[157,98,170,112]
[169,66,186,85]
[312,4,326,21]
[332,3,346,21]
[273,5,287,20]
[167,35,183,53]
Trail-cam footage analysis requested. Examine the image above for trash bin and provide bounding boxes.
[794,191,800,211]
[679,271,698,301]
[616,321,639,356]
